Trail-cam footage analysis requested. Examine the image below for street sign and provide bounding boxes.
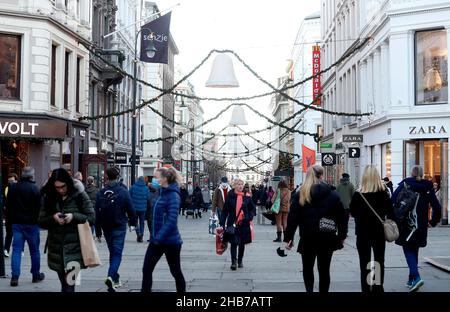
[129,156,140,164]
[106,152,115,163]
[320,143,333,148]
[322,153,336,166]
[343,135,363,143]
[115,152,127,164]
[348,147,360,158]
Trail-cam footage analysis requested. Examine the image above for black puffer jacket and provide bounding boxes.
[38,180,95,273]
[6,178,40,224]
[284,182,347,253]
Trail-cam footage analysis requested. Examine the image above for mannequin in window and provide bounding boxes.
[423,57,442,102]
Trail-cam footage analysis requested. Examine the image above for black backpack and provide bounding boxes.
[394,182,419,233]
[98,186,122,227]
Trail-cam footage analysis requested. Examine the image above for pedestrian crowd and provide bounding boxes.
[2,163,442,293]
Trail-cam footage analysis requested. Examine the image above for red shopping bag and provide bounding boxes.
[215,227,227,255]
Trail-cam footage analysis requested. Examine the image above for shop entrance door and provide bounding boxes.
[81,154,107,190]
[405,139,448,224]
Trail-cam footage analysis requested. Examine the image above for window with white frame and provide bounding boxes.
[415,29,448,105]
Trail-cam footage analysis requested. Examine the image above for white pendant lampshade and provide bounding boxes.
[205,54,239,88]
[229,105,248,126]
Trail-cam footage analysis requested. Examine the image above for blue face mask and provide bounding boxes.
[151,178,160,189]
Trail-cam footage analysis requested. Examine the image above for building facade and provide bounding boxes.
[320,0,450,223]
[291,12,322,187]
[0,0,91,186]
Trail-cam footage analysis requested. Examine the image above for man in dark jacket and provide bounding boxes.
[6,167,45,287]
[129,176,150,243]
[95,167,137,292]
[391,165,441,292]
[336,173,355,224]
[3,172,18,257]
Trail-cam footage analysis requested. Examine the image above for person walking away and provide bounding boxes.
[251,185,259,206]
[202,185,211,212]
[283,165,347,293]
[220,178,256,270]
[6,167,45,286]
[350,165,395,292]
[391,165,441,292]
[129,176,150,243]
[212,177,232,221]
[95,167,137,292]
[273,180,291,243]
[146,182,159,242]
[383,177,394,195]
[85,176,98,235]
[3,173,18,257]
[38,168,95,292]
[141,167,186,292]
[179,184,189,215]
[336,173,355,225]
[192,186,204,218]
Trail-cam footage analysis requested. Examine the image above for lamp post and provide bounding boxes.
[131,28,157,185]
[187,119,195,191]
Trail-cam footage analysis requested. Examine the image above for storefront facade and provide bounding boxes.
[362,117,449,225]
[0,113,88,187]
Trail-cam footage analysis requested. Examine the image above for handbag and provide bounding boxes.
[224,205,244,237]
[319,217,337,233]
[78,222,101,268]
[271,190,281,214]
[359,192,399,242]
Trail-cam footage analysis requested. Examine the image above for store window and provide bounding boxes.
[0,33,21,100]
[381,143,392,178]
[415,29,448,105]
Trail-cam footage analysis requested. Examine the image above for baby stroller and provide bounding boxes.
[186,195,202,219]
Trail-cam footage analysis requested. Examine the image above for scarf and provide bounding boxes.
[235,191,245,225]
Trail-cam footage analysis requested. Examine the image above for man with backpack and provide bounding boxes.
[95,167,137,292]
[392,165,441,292]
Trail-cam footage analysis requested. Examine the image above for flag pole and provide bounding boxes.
[103,3,180,39]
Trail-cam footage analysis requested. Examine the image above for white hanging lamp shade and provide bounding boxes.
[205,54,239,88]
[229,105,248,126]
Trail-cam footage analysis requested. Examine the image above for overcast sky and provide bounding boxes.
[169,0,321,132]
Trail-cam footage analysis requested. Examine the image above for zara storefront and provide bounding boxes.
[361,116,449,225]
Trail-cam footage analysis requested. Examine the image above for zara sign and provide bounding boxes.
[409,125,447,135]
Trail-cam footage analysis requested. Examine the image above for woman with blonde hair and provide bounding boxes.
[141,166,186,292]
[220,178,256,270]
[284,165,347,292]
[349,165,394,292]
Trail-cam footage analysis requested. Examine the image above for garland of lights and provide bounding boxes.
[79,38,372,123]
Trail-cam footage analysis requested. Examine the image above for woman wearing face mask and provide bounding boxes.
[145,173,161,242]
[141,167,186,292]
[220,178,256,270]
[38,168,95,292]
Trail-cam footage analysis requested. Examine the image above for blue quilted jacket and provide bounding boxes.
[151,183,182,245]
[129,177,150,212]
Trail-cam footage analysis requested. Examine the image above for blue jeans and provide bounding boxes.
[136,211,146,236]
[11,224,41,279]
[403,246,420,279]
[103,227,126,282]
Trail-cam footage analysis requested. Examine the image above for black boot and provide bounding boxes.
[230,260,237,271]
[273,231,282,242]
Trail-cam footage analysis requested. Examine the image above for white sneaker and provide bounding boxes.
[4,250,9,257]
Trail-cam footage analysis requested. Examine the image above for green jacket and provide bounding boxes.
[38,180,95,273]
[336,178,355,210]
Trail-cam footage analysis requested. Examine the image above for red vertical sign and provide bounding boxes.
[312,45,321,106]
